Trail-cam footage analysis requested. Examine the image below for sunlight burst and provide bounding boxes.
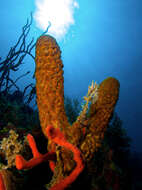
[34,0,79,40]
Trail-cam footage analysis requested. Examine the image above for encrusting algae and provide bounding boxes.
[0,130,23,169]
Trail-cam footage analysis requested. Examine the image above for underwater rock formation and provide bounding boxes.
[15,35,120,190]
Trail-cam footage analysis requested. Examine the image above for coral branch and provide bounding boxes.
[46,126,84,190]
[16,134,56,170]
[0,13,35,93]
[0,173,6,190]
[27,134,42,158]
[49,161,56,172]
[0,170,16,190]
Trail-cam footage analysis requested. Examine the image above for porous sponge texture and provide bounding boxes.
[35,35,69,138]
[35,35,120,175]
[80,77,120,161]
[34,35,121,188]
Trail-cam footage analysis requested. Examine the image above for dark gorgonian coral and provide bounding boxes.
[15,35,120,190]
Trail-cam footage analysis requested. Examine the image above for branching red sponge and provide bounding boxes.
[0,170,16,190]
[46,125,84,190]
[15,134,56,170]
[0,173,6,190]
[15,127,84,190]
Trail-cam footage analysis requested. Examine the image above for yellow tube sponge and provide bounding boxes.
[80,77,120,161]
[35,35,69,138]
[34,35,120,187]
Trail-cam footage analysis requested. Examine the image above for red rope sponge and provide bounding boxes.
[46,125,84,190]
[0,173,6,190]
[16,134,56,170]
[15,126,84,190]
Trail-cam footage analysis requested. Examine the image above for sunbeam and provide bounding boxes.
[34,0,79,40]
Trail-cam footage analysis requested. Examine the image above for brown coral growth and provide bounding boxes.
[0,130,23,169]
